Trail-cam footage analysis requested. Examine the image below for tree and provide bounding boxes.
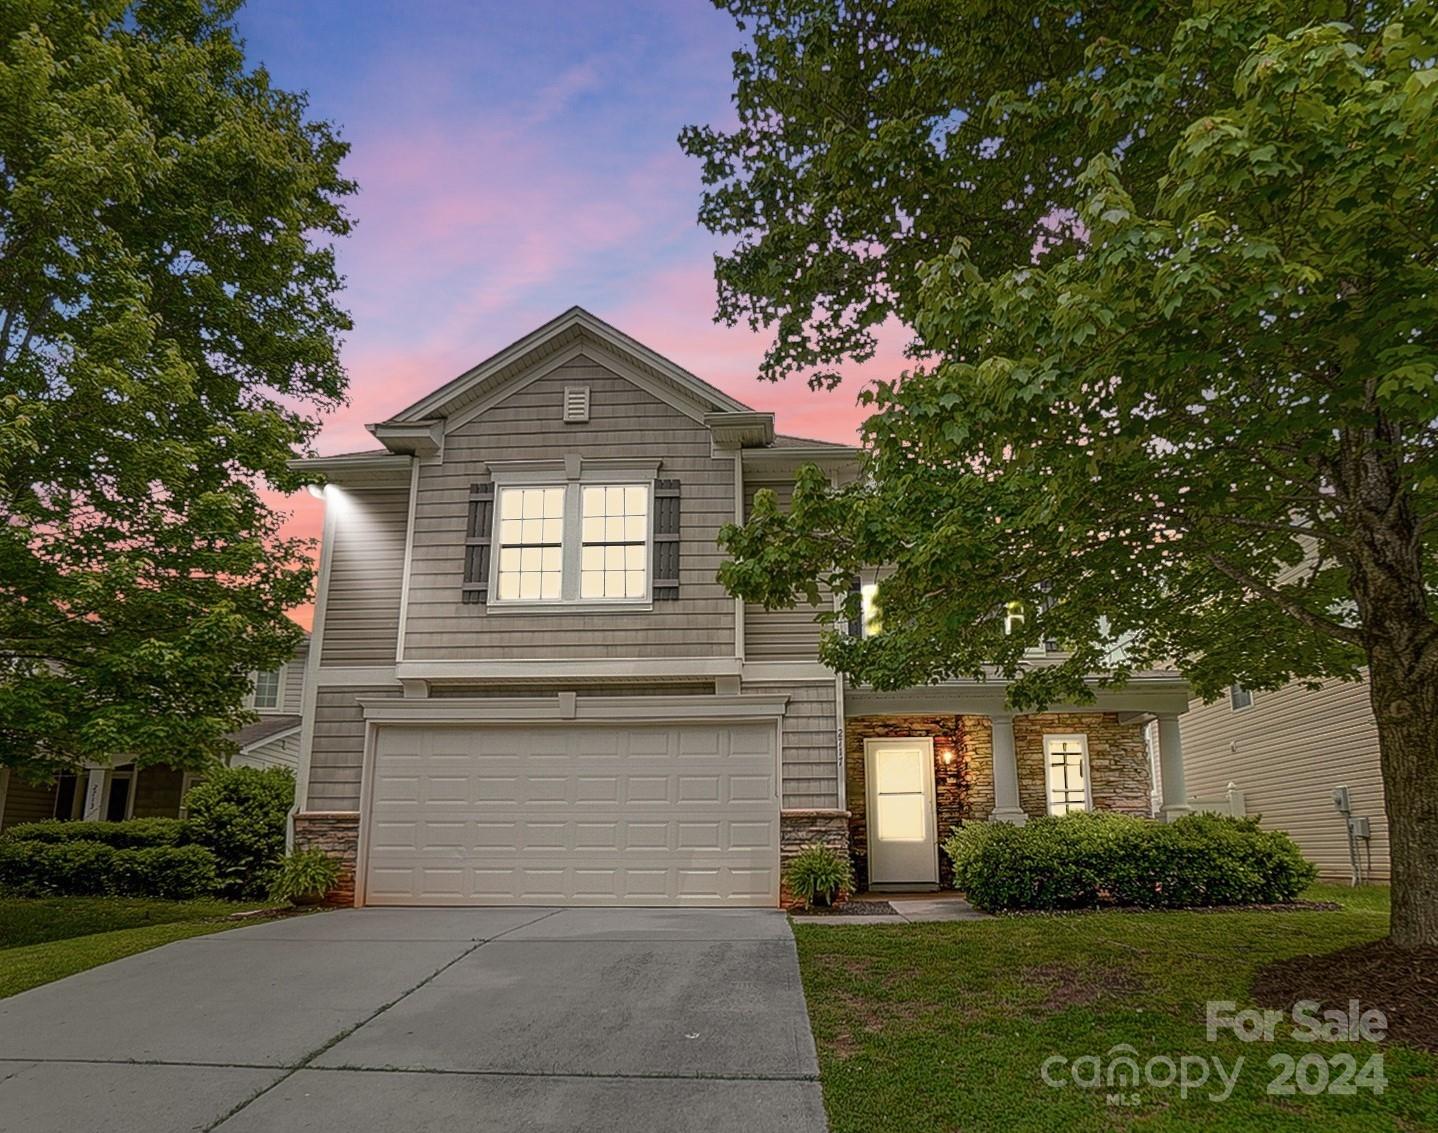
[0,0,353,780]
[684,2,1438,946]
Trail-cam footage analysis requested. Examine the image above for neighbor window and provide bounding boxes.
[1229,684,1253,711]
[1004,600,1026,635]
[252,668,282,710]
[493,481,650,604]
[1044,734,1090,815]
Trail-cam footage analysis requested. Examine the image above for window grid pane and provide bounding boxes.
[496,487,565,601]
[580,483,648,599]
[253,669,281,709]
[1045,739,1088,816]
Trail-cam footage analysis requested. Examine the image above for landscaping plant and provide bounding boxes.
[784,844,856,909]
[0,839,218,900]
[268,848,340,906]
[183,767,294,899]
[943,812,1316,913]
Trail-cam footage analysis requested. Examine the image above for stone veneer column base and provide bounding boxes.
[293,812,361,906]
[779,808,851,909]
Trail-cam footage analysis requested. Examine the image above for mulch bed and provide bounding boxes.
[792,900,899,917]
[1252,939,1438,1053]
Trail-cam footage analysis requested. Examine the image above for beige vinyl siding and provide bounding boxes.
[1181,676,1389,880]
[237,732,300,770]
[746,680,840,808]
[308,686,401,810]
[742,479,827,661]
[318,488,410,666]
[402,356,736,659]
[1,773,56,829]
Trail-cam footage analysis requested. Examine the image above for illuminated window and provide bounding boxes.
[860,583,883,637]
[1044,734,1090,815]
[1004,600,1026,635]
[496,486,565,601]
[580,485,648,599]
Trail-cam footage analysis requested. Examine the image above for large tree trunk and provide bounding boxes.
[1340,416,1438,948]
[1368,645,1438,948]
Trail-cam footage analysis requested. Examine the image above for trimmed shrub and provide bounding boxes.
[0,839,116,896]
[108,845,220,900]
[942,811,1316,913]
[184,766,294,898]
[268,848,341,905]
[3,817,191,848]
[0,839,219,899]
[783,844,855,908]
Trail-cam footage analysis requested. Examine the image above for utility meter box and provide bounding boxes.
[1332,785,1352,813]
[1350,816,1371,839]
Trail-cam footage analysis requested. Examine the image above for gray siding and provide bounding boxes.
[743,479,827,661]
[402,356,736,660]
[238,732,300,770]
[132,766,186,819]
[319,488,410,666]
[282,643,308,711]
[307,686,401,810]
[1181,676,1390,880]
[746,680,840,808]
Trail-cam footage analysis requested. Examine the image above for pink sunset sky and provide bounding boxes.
[237,2,905,625]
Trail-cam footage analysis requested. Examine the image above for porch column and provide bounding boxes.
[81,767,107,821]
[988,713,1027,825]
[1157,713,1191,821]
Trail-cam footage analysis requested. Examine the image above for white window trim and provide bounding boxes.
[251,664,285,712]
[488,479,655,610]
[1043,732,1092,816]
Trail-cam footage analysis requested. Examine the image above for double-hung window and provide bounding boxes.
[492,480,651,606]
[1044,734,1091,815]
[252,668,282,710]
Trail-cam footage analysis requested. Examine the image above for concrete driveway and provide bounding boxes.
[0,908,826,1133]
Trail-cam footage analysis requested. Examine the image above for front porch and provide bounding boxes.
[839,678,1191,892]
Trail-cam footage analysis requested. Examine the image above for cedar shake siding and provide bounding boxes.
[318,488,410,666]
[306,686,401,811]
[1181,677,1390,880]
[742,479,828,661]
[744,681,840,809]
[401,356,736,661]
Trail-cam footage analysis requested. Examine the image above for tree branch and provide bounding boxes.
[1204,552,1364,646]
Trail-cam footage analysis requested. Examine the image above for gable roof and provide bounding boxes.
[383,307,753,427]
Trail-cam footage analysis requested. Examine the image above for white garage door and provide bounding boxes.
[363,722,779,906]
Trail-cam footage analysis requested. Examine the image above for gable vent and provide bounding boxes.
[562,385,590,423]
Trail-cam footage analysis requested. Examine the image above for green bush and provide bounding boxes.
[108,845,220,900]
[0,839,220,899]
[942,811,1317,913]
[3,817,191,848]
[268,848,341,904]
[783,843,855,909]
[183,766,294,898]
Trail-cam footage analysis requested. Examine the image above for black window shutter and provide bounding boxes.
[653,479,680,600]
[462,481,495,605]
[847,575,863,637]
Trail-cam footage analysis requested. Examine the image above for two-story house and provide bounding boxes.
[290,309,1193,907]
[0,638,308,830]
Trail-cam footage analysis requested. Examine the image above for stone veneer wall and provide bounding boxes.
[779,809,850,907]
[293,812,360,906]
[1012,712,1152,818]
[846,712,1152,890]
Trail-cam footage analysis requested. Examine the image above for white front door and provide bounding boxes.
[864,738,938,886]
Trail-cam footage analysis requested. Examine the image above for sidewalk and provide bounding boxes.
[791,892,991,926]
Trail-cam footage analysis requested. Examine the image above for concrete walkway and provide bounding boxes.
[791,893,991,925]
[0,908,826,1133]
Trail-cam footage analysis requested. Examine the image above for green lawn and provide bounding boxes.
[795,885,1437,1132]
[0,896,263,999]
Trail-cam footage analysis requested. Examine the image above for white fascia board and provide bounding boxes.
[288,452,413,486]
[357,693,790,724]
[741,662,837,683]
[845,678,1192,718]
[237,725,301,755]
[395,658,743,683]
[312,666,404,687]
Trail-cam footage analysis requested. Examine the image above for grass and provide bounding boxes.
[795,884,1437,1132]
[0,895,262,999]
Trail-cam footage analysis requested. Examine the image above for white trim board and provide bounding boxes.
[356,693,790,725]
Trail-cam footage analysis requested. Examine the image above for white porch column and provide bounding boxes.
[989,713,1027,825]
[81,767,108,821]
[1157,713,1191,821]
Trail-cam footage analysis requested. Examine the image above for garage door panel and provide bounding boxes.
[364,721,778,907]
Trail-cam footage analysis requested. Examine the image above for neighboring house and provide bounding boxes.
[288,308,1192,907]
[0,637,308,830]
[1180,678,1390,882]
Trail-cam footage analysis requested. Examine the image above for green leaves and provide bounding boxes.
[0,1,353,774]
